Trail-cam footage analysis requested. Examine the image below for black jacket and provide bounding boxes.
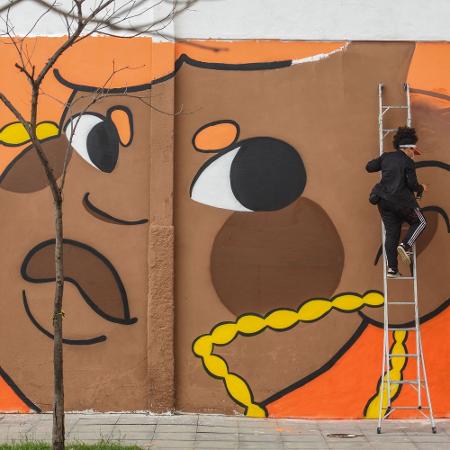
[366,150,423,208]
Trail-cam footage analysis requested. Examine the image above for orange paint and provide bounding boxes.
[194,121,239,151]
[110,108,132,146]
[0,38,347,173]
[408,43,450,96]
[267,325,383,418]
[267,308,450,418]
[0,375,31,412]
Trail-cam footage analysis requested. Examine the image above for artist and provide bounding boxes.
[366,127,427,277]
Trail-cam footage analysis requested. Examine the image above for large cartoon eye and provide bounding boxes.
[190,137,307,212]
[64,113,119,173]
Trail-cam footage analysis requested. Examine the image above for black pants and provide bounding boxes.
[377,199,427,270]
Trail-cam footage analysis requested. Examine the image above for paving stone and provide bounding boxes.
[197,426,239,434]
[193,441,238,449]
[156,425,197,433]
[196,432,238,442]
[238,433,282,442]
[416,444,450,450]
[149,440,195,448]
[157,416,199,425]
[153,432,196,441]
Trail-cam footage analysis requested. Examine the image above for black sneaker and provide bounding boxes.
[387,268,402,278]
[397,243,412,265]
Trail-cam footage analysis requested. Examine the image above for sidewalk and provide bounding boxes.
[0,413,449,449]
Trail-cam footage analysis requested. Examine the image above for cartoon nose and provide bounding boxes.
[211,197,345,315]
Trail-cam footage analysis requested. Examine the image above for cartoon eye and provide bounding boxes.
[190,137,307,212]
[64,113,119,173]
[64,113,120,173]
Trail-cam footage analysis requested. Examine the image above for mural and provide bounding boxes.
[0,38,448,418]
[174,41,450,419]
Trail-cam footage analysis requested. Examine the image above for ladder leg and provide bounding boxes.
[419,335,437,433]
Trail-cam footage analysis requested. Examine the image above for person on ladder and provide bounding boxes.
[366,126,428,278]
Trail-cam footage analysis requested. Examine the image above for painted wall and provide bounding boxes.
[0,37,448,419]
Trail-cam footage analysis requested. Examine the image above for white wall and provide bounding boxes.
[2,0,450,40]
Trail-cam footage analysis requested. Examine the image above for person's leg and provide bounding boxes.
[400,207,427,249]
[378,200,402,271]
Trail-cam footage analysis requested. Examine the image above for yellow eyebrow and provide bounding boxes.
[0,121,59,147]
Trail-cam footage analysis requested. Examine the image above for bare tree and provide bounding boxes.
[0,1,198,448]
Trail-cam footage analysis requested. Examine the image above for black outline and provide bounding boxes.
[360,298,450,330]
[416,160,450,171]
[0,366,41,412]
[192,291,383,412]
[53,54,293,93]
[189,145,236,198]
[362,331,409,417]
[0,121,59,147]
[22,290,107,346]
[260,320,369,407]
[107,105,134,148]
[192,119,240,153]
[83,192,148,226]
[21,239,138,325]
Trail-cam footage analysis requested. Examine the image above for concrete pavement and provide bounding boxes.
[0,413,449,449]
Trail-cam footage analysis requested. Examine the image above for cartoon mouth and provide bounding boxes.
[21,239,137,345]
[83,192,148,225]
[22,290,106,345]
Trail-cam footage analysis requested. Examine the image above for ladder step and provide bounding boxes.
[382,105,408,109]
[383,128,398,132]
[390,380,419,385]
[389,354,418,358]
[391,406,430,410]
[388,327,416,331]
[388,301,416,305]
[387,277,415,280]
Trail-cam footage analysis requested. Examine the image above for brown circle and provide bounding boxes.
[211,197,345,315]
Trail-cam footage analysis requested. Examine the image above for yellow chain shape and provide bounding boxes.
[193,291,384,417]
[364,330,408,418]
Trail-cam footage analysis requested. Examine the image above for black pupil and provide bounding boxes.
[87,119,120,173]
[230,137,306,211]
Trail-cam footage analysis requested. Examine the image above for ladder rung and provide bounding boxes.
[383,105,408,109]
[387,277,415,280]
[389,354,418,358]
[388,301,415,305]
[391,406,430,410]
[388,327,416,331]
[383,128,397,132]
[390,380,419,385]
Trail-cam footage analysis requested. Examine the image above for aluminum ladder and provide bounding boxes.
[376,83,436,434]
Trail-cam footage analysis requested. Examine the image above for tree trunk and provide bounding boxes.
[52,196,65,450]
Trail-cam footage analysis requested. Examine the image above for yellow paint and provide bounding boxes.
[0,121,59,146]
[364,330,408,418]
[193,291,385,417]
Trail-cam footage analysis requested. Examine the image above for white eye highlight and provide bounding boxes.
[64,114,103,170]
[190,147,252,212]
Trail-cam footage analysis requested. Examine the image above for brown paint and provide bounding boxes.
[0,89,155,411]
[175,42,421,413]
[211,197,344,315]
[0,135,69,193]
[23,241,129,321]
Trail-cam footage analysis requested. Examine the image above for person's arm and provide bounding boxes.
[405,161,424,195]
[366,156,382,173]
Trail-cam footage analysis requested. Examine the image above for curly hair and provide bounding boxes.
[393,126,418,150]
